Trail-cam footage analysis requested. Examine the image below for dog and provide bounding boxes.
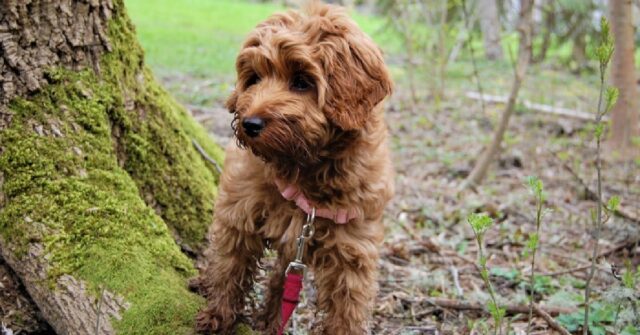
[195,2,394,334]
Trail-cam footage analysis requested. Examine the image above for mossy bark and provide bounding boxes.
[0,1,236,334]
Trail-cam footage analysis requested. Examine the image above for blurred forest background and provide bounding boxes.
[1,0,639,334]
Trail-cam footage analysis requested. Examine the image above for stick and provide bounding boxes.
[410,297,575,316]
[466,91,608,121]
[541,264,591,277]
[532,303,572,335]
[192,139,222,174]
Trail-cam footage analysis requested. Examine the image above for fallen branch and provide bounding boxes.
[541,264,591,277]
[466,91,608,121]
[532,303,572,335]
[410,297,575,316]
[420,297,573,333]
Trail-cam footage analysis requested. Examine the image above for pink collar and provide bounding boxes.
[274,179,357,224]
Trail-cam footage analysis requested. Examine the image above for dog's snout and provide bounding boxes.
[242,117,265,137]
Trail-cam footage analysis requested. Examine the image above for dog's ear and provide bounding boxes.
[225,89,238,114]
[320,33,392,130]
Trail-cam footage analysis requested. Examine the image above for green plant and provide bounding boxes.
[519,275,555,295]
[559,302,616,335]
[605,262,640,333]
[467,213,505,335]
[522,176,549,334]
[490,267,520,283]
[583,17,619,335]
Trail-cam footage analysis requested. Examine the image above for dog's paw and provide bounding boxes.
[195,308,233,335]
[253,312,280,334]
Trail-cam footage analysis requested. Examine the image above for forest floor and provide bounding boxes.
[178,68,640,335]
[1,0,639,334]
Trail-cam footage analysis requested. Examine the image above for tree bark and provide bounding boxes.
[608,0,640,153]
[0,0,226,334]
[461,0,533,189]
[479,0,504,60]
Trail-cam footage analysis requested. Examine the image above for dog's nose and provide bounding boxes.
[242,117,265,137]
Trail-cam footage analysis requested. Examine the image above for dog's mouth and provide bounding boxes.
[231,112,319,167]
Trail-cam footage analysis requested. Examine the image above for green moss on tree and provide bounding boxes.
[0,1,241,334]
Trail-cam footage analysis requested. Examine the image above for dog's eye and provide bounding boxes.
[245,73,260,89]
[290,74,314,92]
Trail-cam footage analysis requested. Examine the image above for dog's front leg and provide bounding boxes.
[196,223,264,334]
[311,237,379,335]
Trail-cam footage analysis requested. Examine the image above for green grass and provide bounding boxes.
[125,0,399,78]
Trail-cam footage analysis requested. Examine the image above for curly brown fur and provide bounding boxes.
[196,2,394,334]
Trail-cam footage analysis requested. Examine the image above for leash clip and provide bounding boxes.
[285,208,316,275]
[279,208,316,335]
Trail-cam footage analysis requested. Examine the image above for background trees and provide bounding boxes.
[609,0,640,153]
[479,0,504,60]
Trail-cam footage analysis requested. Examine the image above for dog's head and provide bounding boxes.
[227,2,392,169]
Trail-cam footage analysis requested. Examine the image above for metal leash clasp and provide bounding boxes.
[285,208,316,276]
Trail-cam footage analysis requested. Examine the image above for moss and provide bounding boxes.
[0,0,238,334]
[101,3,225,252]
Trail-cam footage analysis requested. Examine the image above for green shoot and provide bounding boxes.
[583,16,618,335]
[467,213,505,335]
[523,176,548,335]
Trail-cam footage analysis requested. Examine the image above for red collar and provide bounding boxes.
[274,179,357,224]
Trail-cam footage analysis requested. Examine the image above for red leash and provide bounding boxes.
[278,272,303,334]
[277,208,316,335]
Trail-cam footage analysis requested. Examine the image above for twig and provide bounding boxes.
[450,265,464,296]
[192,138,222,174]
[541,264,591,277]
[532,304,572,335]
[526,177,545,335]
[584,17,615,334]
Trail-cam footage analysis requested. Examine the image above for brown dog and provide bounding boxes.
[195,2,394,334]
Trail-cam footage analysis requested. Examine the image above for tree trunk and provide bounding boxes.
[0,0,230,334]
[531,0,554,64]
[461,0,533,189]
[609,0,640,153]
[479,0,504,60]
